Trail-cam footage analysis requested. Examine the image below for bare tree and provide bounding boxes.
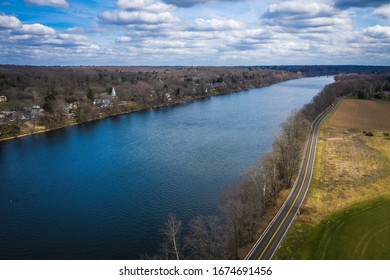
[161,214,182,260]
[185,216,222,260]
[220,182,263,259]
[273,112,310,189]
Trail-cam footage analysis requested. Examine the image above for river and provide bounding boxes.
[0,76,334,259]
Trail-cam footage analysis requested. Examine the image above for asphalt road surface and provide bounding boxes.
[245,99,341,260]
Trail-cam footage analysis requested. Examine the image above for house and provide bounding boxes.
[67,102,79,111]
[165,93,172,102]
[0,96,7,102]
[111,87,119,104]
[93,87,118,108]
[24,105,45,118]
[32,105,43,115]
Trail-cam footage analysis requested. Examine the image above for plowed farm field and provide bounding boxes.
[328,99,390,130]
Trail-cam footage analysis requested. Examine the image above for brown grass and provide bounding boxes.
[328,99,390,131]
[275,99,390,259]
[299,99,390,224]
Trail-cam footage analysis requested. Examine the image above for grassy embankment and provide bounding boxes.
[275,99,390,259]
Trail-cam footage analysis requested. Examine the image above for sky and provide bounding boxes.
[0,0,390,66]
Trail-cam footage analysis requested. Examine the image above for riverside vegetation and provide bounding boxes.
[155,72,390,260]
[0,66,299,139]
[2,65,389,140]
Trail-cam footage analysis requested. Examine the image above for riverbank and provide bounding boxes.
[1,66,305,142]
[0,76,299,142]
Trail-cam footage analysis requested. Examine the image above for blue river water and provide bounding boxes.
[0,76,334,259]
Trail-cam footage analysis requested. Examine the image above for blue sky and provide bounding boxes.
[1,0,390,66]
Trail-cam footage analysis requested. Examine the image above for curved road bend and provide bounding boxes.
[245,98,343,260]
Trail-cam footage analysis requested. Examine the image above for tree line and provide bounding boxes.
[0,65,299,133]
[153,72,390,260]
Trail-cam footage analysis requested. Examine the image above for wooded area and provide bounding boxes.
[0,66,299,138]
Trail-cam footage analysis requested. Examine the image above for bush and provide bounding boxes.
[0,124,20,137]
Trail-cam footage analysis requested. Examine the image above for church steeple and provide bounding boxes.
[111,87,116,97]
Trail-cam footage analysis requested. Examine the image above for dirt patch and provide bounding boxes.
[328,99,390,131]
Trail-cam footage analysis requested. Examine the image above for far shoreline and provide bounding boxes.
[0,76,303,143]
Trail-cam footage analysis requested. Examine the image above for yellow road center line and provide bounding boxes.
[258,127,316,259]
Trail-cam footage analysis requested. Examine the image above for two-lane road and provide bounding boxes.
[245,99,341,260]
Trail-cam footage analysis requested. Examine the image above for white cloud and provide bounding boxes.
[0,14,22,29]
[189,18,243,31]
[263,1,351,33]
[24,0,69,9]
[162,0,239,8]
[362,25,390,39]
[101,10,179,25]
[0,13,100,64]
[116,36,132,43]
[100,0,179,28]
[141,39,189,49]
[20,23,56,35]
[373,5,390,19]
[266,1,334,18]
[117,0,174,12]
[350,25,390,61]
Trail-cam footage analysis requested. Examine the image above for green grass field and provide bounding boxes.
[298,196,390,259]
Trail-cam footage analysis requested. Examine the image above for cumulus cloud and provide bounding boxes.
[162,0,239,8]
[189,18,243,31]
[19,23,56,35]
[263,1,351,33]
[362,25,390,39]
[117,0,173,12]
[100,10,179,25]
[334,0,389,9]
[0,15,56,38]
[373,5,390,19]
[351,25,390,61]
[265,1,335,18]
[24,0,69,9]
[101,0,179,27]
[116,36,132,43]
[0,13,100,63]
[0,14,22,29]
